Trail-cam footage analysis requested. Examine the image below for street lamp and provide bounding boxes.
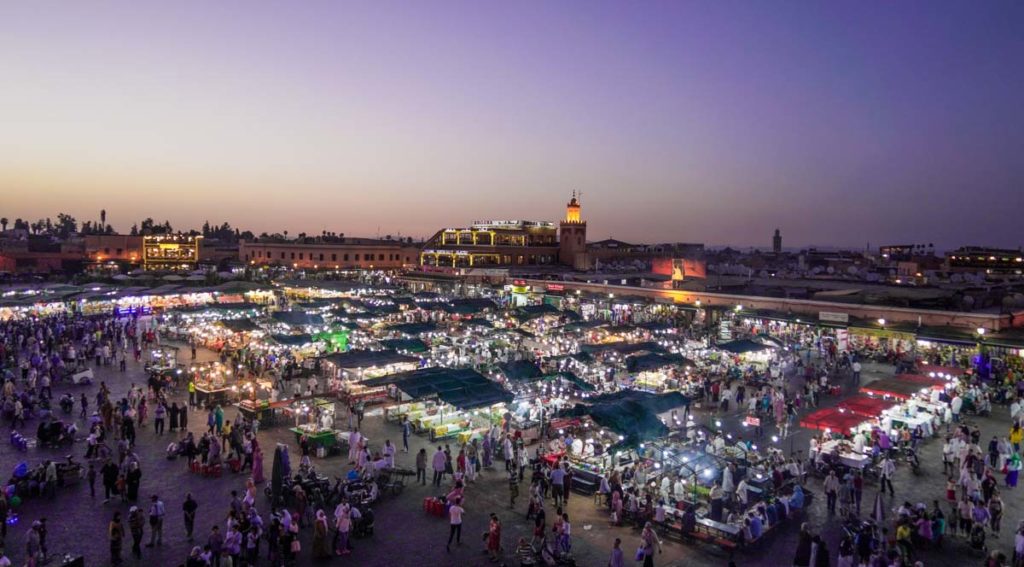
[977,327,986,336]
[877,318,886,326]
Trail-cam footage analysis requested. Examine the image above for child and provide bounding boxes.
[946,478,957,503]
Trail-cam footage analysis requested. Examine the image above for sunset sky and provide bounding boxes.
[2,2,1022,249]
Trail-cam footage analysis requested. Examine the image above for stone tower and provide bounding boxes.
[559,191,587,268]
[773,228,782,254]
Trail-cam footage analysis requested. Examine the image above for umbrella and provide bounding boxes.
[872,491,885,524]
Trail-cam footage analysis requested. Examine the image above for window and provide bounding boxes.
[290,252,295,260]
[354,254,360,261]
[116,248,123,255]
[331,253,337,261]
[299,253,304,260]
[343,254,349,261]
[104,248,110,254]
[378,254,384,261]
[280,252,285,259]
[319,253,324,261]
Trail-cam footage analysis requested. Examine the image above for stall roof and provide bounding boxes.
[497,360,543,381]
[270,311,325,326]
[270,333,315,346]
[836,395,897,418]
[378,339,429,353]
[443,298,497,315]
[562,391,691,446]
[546,371,596,392]
[363,367,513,410]
[221,319,261,333]
[322,349,418,370]
[799,407,865,433]
[625,352,692,373]
[716,339,775,354]
[384,322,439,336]
[512,304,562,321]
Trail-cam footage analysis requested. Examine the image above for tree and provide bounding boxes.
[100,209,106,229]
[55,213,78,237]
[0,218,7,232]
[130,223,139,236]
[13,219,27,231]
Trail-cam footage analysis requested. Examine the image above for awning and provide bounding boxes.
[363,367,513,410]
[270,311,325,327]
[322,349,419,370]
[716,339,774,354]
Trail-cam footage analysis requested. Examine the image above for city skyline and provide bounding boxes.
[2,2,1023,249]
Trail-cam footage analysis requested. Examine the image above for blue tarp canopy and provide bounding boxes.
[497,360,543,381]
[546,371,597,392]
[561,391,691,447]
[626,352,692,373]
[443,298,497,315]
[362,367,513,410]
[271,311,325,327]
[717,339,774,354]
[322,349,418,370]
[386,322,439,336]
[378,339,429,353]
[271,333,315,346]
[512,304,562,321]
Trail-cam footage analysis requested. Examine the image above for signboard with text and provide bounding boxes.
[818,311,850,324]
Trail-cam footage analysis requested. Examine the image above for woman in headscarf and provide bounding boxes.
[251,438,265,484]
[312,509,330,558]
[1005,453,1021,488]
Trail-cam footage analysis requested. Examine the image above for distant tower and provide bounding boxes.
[773,228,782,254]
[559,191,587,267]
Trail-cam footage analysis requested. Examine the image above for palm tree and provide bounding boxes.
[0,218,7,232]
[100,209,106,229]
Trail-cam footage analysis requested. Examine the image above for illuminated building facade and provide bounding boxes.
[947,246,1024,274]
[558,191,588,269]
[420,219,560,269]
[143,234,201,271]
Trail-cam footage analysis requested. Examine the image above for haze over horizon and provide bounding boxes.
[2,1,1022,250]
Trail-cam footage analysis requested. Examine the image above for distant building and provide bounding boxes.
[241,238,418,270]
[420,219,559,269]
[772,229,782,254]
[947,246,1024,274]
[85,234,143,265]
[143,234,201,271]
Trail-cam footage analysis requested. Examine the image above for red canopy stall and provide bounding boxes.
[837,395,897,418]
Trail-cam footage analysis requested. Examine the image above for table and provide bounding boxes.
[696,517,743,540]
[817,440,871,469]
[196,386,232,407]
[881,408,934,437]
[290,427,338,449]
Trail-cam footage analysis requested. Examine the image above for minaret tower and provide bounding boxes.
[559,191,587,267]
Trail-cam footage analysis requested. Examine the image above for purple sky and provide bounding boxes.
[2,2,1022,249]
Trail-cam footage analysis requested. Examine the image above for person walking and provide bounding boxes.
[146,494,165,547]
[608,537,624,567]
[334,501,352,556]
[183,493,198,541]
[487,514,502,563]
[446,497,464,552]
[109,512,125,566]
[401,417,411,453]
[416,448,427,485]
[432,446,446,487]
[640,521,662,567]
[879,455,896,497]
[128,506,145,559]
[509,467,520,508]
[823,470,839,514]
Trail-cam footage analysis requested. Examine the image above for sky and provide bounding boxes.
[1,1,1022,249]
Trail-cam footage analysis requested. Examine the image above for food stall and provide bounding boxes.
[288,397,342,451]
[360,367,513,442]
